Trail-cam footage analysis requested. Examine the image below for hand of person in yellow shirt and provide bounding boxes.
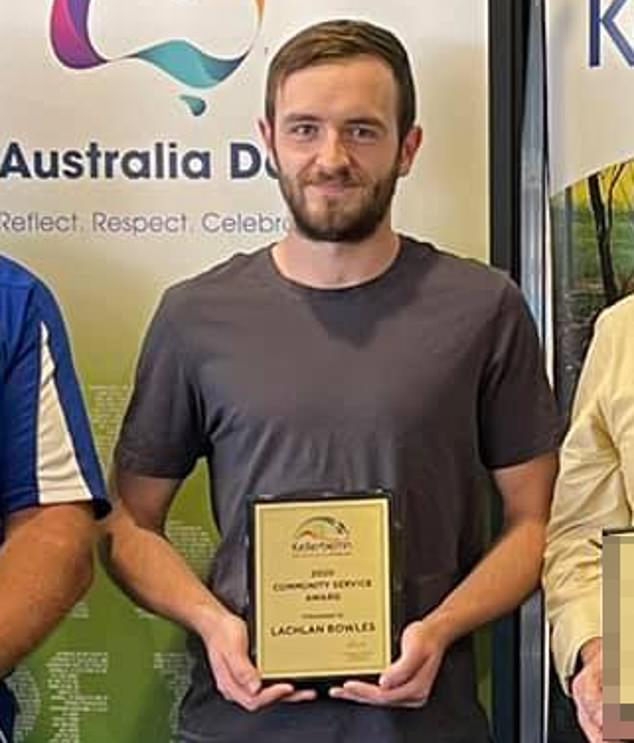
[571,637,602,743]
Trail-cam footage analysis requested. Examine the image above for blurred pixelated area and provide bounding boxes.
[603,531,634,739]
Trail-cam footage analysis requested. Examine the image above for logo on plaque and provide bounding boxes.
[291,516,352,556]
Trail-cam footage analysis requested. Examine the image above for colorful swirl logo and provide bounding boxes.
[50,0,265,116]
[292,516,353,556]
[294,516,350,542]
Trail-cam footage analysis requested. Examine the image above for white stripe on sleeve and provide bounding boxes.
[36,322,92,504]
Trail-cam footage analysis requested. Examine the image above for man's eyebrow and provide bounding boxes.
[345,116,387,130]
[279,113,388,134]
[280,113,321,124]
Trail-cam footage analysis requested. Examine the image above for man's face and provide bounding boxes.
[261,56,421,243]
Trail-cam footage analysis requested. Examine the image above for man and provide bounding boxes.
[104,19,561,742]
[0,256,109,742]
[544,296,634,743]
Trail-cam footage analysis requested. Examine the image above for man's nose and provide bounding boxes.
[315,130,350,170]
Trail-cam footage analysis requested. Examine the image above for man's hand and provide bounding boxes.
[329,616,449,707]
[202,608,316,711]
[572,638,602,743]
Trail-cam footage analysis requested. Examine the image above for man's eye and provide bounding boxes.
[289,124,317,138]
[348,126,377,140]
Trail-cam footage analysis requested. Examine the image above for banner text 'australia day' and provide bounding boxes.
[0,141,276,181]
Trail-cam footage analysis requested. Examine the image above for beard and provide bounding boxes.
[274,154,400,243]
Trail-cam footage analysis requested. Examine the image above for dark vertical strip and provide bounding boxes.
[489,1,529,741]
[489,0,527,281]
[519,4,547,738]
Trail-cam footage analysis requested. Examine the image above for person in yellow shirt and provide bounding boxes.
[544,294,634,743]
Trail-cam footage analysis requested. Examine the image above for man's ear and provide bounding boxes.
[398,125,423,177]
[258,118,274,156]
[258,118,279,177]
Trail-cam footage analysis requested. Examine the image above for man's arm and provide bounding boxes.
[543,306,634,743]
[0,263,109,679]
[0,503,95,676]
[542,326,614,690]
[331,451,556,706]
[101,469,315,710]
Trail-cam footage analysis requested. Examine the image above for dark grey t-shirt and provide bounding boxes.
[115,237,561,743]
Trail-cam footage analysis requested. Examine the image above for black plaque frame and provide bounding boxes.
[247,489,403,689]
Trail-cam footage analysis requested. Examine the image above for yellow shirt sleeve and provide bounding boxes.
[544,297,634,692]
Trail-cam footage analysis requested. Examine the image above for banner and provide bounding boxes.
[1,1,489,740]
[548,0,634,412]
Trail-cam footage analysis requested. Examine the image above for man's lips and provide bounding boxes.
[305,180,360,195]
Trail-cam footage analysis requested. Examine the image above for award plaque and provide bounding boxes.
[603,528,634,739]
[248,491,397,684]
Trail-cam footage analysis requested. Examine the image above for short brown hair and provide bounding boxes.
[265,19,417,142]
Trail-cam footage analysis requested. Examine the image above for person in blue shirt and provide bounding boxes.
[0,255,109,742]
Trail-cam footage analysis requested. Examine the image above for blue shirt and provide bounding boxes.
[0,255,109,741]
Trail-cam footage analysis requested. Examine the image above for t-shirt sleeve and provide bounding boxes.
[478,281,563,469]
[0,281,109,518]
[114,292,205,479]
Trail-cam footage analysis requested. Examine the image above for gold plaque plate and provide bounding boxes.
[249,493,393,682]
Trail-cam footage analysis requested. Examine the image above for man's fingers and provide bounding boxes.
[330,677,428,708]
[281,689,318,703]
[379,654,419,689]
[215,665,255,707]
[247,683,296,710]
[222,680,295,711]
[210,651,238,700]
[378,675,429,706]
[210,647,261,704]
[229,656,261,695]
[330,682,380,705]
[378,619,445,694]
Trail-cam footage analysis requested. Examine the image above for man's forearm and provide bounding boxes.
[426,517,546,646]
[101,498,311,712]
[0,505,95,676]
[425,453,556,646]
[100,504,230,638]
